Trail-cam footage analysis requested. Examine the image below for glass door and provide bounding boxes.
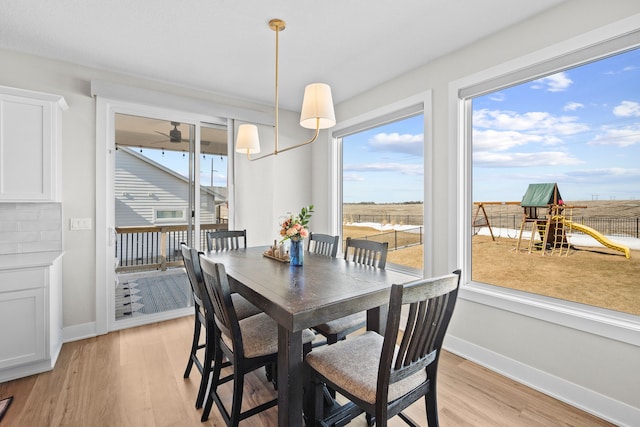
[111,114,228,325]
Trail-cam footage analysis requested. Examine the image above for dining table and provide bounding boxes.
[203,246,418,426]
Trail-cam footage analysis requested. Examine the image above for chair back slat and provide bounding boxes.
[308,233,340,258]
[181,244,207,307]
[199,256,244,355]
[206,229,247,252]
[381,270,461,390]
[343,237,388,269]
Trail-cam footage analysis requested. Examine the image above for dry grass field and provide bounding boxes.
[342,201,640,316]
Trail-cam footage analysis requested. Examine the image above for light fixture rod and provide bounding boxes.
[273,19,282,155]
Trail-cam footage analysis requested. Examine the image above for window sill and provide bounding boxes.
[460,281,640,347]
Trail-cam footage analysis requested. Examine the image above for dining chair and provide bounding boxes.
[307,232,340,258]
[199,256,316,425]
[206,229,247,252]
[180,243,260,410]
[313,237,389,345]
[306,270,462,427]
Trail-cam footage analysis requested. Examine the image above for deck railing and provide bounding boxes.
[115,223,227,272]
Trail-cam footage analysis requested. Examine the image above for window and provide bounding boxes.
[153,208,187,223]
[453,24,640,342]
[470,47,640,317]
[335,101,427,273]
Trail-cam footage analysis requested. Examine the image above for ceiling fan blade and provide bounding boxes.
[155,130,171,138]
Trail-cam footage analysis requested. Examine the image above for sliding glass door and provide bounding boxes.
[110,112,228,328]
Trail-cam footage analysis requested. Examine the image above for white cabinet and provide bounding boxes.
[0,86,67,202]
[0,252,63,382]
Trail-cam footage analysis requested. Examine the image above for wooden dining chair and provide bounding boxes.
[206,229,247,252]
[199,257,316,425]
[306,270,462,427]
[307,232,340,258]
[180,243,260,410]
[313,237,389,345]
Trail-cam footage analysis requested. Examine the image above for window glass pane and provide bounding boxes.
[156,210,183,219]
[342,114,424,271]
[471,47,640,316]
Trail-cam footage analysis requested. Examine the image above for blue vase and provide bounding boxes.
[289,238,304,266]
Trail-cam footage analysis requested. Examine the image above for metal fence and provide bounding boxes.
[344,214,423,226]
[344,226,424,251]
[479,214,640,238]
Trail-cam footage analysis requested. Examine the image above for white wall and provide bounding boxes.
[327,1,640,425]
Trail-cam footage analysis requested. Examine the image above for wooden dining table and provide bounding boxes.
[203,246,418,426]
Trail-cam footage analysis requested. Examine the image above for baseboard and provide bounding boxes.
[444,335,639,427]
[62,321,97,343]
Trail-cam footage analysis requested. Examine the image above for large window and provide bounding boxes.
[469,47,640,316]
[340,114,424,272]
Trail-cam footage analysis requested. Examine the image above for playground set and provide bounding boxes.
[473,183,631,259]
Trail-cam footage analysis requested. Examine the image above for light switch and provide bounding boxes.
[70,218,92,230]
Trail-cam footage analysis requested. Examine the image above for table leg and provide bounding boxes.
[277,326,304,427]
[366,305,388,334]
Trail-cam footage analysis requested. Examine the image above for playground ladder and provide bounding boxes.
[550,206,572,257]
[516,217,549,254]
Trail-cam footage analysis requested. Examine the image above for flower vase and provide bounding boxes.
[289,238,304,266]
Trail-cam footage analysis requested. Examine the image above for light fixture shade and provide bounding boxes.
[235,124,261,154]
[300,83,336,130]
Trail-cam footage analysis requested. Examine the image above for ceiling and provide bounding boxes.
[115,114,227,155]
[0,0,566,112]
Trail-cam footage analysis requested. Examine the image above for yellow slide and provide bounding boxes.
[558,217,631,259]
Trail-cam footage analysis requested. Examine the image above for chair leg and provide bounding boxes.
[201,343,224,422]
[195,331,214,409]
[308,374,325,425]
[230,367,245,426]
[184,314,201,378]
[425,376,439,426]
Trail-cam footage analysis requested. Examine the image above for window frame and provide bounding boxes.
[330,91,432,277]
[450,18,640,347]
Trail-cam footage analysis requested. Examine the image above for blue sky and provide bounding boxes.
[342,114,424,203]
[473,47,640,202]
[138,149,228,189]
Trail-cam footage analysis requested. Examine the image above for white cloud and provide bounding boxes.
[588,124,640,147]
[613,100,640,117]
[368,132,423,156]
[489,92,505,102]
[344,162,423,175]
[473,129,544,151]
[343,173,365,182]
[530,72,573,92]
[474,151,583,168]
[473,109,589,136]
[563,102,584,112]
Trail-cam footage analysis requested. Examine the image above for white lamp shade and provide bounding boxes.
[300,83,336,130]
[235,124,261,154]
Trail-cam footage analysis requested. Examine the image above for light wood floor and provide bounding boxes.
[0,316,613,426]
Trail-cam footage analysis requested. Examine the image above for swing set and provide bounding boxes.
[472,201,521,241]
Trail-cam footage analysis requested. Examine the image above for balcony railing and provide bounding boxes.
[115,223,227,272]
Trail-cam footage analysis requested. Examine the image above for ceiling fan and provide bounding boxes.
[154,121,183,143]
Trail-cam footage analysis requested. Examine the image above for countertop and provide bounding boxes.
[0,251,64,270]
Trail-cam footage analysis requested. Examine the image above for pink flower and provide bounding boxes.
[299,228,309,238]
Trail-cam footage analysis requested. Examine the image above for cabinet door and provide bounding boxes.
[0,287,46,369]
[0,94,53,201]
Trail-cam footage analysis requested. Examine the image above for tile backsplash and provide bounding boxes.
[0,203,62,255]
